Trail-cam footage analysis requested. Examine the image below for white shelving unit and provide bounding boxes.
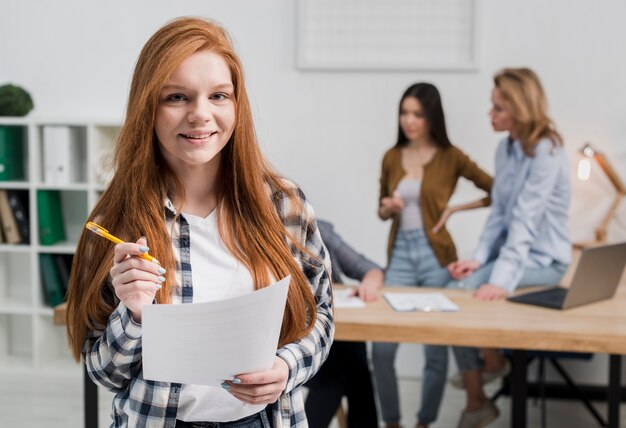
[0,117,119,372]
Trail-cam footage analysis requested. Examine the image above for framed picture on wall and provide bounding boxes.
[296,0,479,71]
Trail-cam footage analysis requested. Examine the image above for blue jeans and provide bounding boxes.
[448,259,569,371]
[372,229,451,425]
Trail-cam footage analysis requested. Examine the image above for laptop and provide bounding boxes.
[507,242,626,310]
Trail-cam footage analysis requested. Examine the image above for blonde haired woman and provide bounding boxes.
[66,17,332,427]
[448,68,571,428]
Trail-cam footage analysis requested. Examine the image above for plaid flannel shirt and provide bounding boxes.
[83,180,334,427]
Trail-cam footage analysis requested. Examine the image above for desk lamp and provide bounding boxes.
[576,142,626,245]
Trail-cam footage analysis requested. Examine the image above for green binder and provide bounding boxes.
[37,190,66,245]
[39,253,65,307]
[0,125,26,181]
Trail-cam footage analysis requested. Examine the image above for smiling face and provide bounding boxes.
[399,96,430,143]
[154,49,236,176]
[489,87,515,133]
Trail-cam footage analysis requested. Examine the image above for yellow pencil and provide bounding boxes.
[85,221,161,265]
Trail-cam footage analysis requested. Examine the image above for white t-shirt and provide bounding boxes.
[172,210,266,422]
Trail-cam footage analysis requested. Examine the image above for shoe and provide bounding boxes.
[456,400,499,428]
[450,359,511,389]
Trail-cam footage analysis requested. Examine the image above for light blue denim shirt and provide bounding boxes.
[473,137,571,292]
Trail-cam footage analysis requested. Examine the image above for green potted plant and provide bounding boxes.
[0,84,34,117]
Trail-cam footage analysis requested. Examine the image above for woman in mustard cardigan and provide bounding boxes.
[372,83,493,428]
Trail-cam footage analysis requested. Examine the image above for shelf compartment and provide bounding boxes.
[38,125,88,185]
[37,253,72,309]
[35,314,73,368]
[0,188,31,245]
[0,125,29,182]
[0,313,33,363]
[90,125,119,189]
[37,189,88,246]
[0,252,32,309]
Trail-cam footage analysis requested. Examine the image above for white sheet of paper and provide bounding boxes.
[384,292,459,312]
[333,287,366,308]
[142,275,290,386]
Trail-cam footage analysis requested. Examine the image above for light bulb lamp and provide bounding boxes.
[576,142,626,244]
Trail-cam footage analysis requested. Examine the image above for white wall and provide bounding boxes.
[3,0,625,261]
[3,0,625,383]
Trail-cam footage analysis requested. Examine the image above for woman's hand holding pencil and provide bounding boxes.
[109,236,166,323]
[85,222,166,322]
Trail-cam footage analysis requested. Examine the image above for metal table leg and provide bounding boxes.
[84,364,99,428]
[608,355,622,428]
[511,350,528,428]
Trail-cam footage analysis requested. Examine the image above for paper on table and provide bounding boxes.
[333,287,365,308]
[384,292,459,312]
[142,275,290,386]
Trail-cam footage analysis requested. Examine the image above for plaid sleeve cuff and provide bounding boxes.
[114,301,143,340]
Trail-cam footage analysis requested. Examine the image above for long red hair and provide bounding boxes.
[67,17,318,361]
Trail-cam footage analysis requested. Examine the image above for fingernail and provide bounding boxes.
[156,283,162,290]
[140,236,147,241]
[139,246,149,253]
[232,378,241,384]
[221,382,231,390]
[157,276,166,283]
[158,267,166,275]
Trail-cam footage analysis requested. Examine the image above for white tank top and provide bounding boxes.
[396,178,423,230]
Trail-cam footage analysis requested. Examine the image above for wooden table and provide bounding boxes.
[55,277,626,428]
[335,284,626,428]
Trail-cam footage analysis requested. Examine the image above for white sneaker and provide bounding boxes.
[450,359,511,389]
[456,400,499,428]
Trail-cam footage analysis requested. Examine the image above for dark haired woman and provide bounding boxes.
[372,82,492,428]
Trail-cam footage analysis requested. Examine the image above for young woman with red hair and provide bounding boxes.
[66,17,332,428]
